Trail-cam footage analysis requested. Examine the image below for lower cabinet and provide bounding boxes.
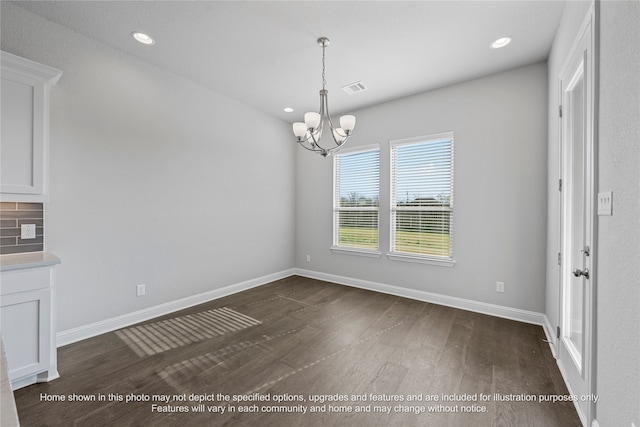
[0,265,58,390]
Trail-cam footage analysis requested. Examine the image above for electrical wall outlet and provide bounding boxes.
[306,254,311,262]
[20,224,37,239]
[496,281,505,293]
[136,284,146,297]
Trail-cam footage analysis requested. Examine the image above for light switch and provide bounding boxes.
[598,191,613,216]
[20,224,37,239]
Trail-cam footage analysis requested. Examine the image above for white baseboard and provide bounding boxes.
[295,268,546,326]
[56,269,296,347]
[556,356,588,427]
[58,268,548,345]
[542,314,558,357]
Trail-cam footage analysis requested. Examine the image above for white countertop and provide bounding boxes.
[0,252,61,272]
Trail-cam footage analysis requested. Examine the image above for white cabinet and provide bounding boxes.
[1,51,62,202]
[0,256,60,390]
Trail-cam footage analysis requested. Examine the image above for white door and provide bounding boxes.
[558,11,595,426]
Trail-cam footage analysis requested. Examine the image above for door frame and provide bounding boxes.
[556,3,597,426]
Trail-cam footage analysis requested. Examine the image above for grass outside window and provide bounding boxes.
[337,226,450,257]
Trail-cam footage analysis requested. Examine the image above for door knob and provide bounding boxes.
[573,268,590,279]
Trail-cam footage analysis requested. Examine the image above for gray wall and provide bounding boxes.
[1,4,296,332]
[596,1,640,425]
[296,62,549,313]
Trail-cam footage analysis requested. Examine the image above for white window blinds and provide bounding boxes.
[390,133,454,259]
[333,148,380,250]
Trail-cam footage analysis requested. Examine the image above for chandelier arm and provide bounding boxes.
[297,133,322,151]
[297,133,315,146]
[308,92,328,150]
[329,134,351,151]
[322,90,339,132]
[321,90,349,146]
[297,141,322,153]
[298,139,330,157]
[308,129,320,147]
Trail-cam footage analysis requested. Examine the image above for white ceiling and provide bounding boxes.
[12,0,567,123]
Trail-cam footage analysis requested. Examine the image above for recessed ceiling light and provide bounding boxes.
[132,31,155,45]
[491,37,511,49]
[283,107,294,113]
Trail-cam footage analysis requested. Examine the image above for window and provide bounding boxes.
[333,147,380,254]
[390,132,454,264]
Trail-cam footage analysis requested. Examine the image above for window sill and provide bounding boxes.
[387,252,456,267]
[330,247,382,259]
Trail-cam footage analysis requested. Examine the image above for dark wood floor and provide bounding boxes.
[14,276,581,426]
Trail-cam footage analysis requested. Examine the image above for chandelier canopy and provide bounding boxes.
[292,37,356,157]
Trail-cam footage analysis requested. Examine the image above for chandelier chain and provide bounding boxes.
[322,43,326,90]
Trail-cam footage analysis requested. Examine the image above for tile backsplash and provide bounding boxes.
[0,202,44,255]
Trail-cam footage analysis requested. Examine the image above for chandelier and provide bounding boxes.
[292,37,356,157]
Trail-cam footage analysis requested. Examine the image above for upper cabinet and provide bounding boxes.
[1,51,62,202]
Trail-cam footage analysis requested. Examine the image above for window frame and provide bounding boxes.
[331,144,381,258]
[388,132,456,267]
